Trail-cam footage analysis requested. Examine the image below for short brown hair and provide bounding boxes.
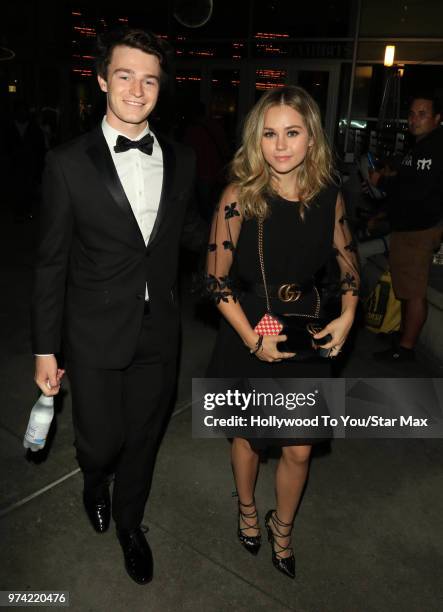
[95,28,168,85]
[410,92,442,117]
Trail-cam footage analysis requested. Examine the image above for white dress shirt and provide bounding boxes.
[101,117,163,247]
[102,117,164,299]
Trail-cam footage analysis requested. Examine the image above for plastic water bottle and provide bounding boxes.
[23,394,54,451]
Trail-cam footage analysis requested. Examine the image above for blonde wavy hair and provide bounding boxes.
[231,85,333,219]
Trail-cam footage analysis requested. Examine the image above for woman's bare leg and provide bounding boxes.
[268,444,311,557]
[231,437,260,536]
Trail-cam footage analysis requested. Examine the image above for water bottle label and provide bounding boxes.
[25,425,37,442]
[25,422,50,443]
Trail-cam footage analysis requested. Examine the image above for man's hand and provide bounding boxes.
[34,355,65,396]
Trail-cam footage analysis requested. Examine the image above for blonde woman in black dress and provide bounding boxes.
[206,86,359,578]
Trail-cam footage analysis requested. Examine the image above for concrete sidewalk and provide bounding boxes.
[1,213,442,611]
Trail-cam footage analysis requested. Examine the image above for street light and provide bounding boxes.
[384,45,395,67]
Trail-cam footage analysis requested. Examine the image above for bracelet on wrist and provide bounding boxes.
[250,334,264,355]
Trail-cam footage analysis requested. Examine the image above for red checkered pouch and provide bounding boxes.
[254,312,283,336]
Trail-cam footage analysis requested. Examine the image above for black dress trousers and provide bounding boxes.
[67,311,177,529]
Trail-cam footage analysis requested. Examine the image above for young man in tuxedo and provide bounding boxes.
[32,29,198,584]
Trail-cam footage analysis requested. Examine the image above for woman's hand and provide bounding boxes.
[312,311,355,358]
[249,334,296,362]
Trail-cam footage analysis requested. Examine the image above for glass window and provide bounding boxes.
[351,66,373,118]
[255,67,287,100]
[298,71,330,123]
[174,70,202,105]
[174,39,247,60]
[172,70,203,136]
[210,69,240,146]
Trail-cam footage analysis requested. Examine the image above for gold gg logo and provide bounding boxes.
[278,284,301,302]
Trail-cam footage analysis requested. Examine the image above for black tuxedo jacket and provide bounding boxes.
[31,126,197,368]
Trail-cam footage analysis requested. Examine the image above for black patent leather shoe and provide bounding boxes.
[83,488,111,533]
[265,509,295,579]
[117,526,153,585]
[237,498,261,556]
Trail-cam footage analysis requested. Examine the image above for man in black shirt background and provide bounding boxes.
[370,93,443,361]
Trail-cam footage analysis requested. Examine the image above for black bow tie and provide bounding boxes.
[114,133,154,155]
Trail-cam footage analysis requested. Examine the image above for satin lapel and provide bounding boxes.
[85,127,145,247]
[147,132,176,248]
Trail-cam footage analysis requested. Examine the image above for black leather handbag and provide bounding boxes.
[254,220,333,361]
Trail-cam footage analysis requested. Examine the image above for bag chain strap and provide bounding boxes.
[257,219,320,318]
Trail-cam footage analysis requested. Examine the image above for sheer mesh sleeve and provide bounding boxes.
[205,188,243,303]
[333,193,360,296]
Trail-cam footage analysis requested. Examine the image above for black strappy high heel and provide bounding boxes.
[237,499,261,556]
[265,509,295,578]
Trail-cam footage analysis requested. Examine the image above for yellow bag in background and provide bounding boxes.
[365,269,401,334]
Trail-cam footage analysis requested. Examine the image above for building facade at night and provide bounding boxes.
[1,0,442,154]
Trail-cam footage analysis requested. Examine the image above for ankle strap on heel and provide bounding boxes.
[268,511,293,557]
[237,498,259,532]
[271,511,293,533]
[238,499,257,518]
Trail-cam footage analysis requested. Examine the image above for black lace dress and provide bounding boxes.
[205,184,359,447]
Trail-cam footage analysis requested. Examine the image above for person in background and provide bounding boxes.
[183,101,230,221]
[4,100,46,221]
[369,93,443,361]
